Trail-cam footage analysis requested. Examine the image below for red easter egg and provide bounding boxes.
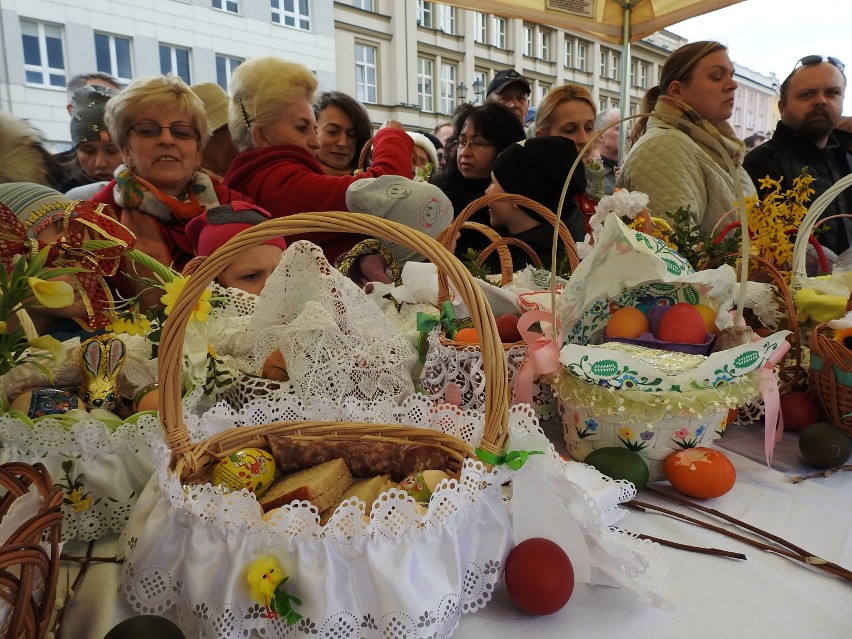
[495,314,523,343]
[504,538,574,615]
[657,303,707,344]
[779,391,821,432]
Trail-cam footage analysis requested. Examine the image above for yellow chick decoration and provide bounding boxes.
[246,555,302,625]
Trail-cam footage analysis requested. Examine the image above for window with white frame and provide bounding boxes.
[21,20,65,87]
[492,16,506,48]
[439,62,456,115]
[216,54,242,90]
[599,49,608,77]
[355,43,377,103]
[417,57,434,112]
[540,30,551,61]
[212,0,239,13]
[611,54,619,80]
[538,84,549,104]
[630,102,637,116]
[416,1,433,28]
[577,42,587,71]
[352,0,373,10]
[630,60,636,86]
[746,111,755,129]
[733,107,742,126]
[474,12,486,43]
[611,98,619,110]
[159,44,191,83]
[599,98,607,112]
[94,32,132,86]
[438,4,455,34]
[639,62,648,89]
[523,26,533,57]
[758,114,765,131]
[564,38,572,68]
[271,0,310,31]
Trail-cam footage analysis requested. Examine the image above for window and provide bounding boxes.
[94,33,132,86]
[564,38,572,68]
[733,107,742,126]
[599,97,607,112]
[630,60,636,86]
[577,43,587,71]
[758,114,765,132]
[492,16,506,49]
[417,57,433,112]
[746,111,755,129]
[439,62,456,115]
[474,12,486,43]
[160,44,191,83]
[352,0,373,9]
[21,20,65,87]
[639,63,648,89]
[216,54,242,90]
[438,5,455,34]
[611,98,619,110]
[630,102,637,116]
[355,43,377,103]
[523,26,533,57]
[212,0,239,13]
[416,1,433,28]
[611,54,620,80]
[599,50,608,78]
[538,84,549,103]
[271,0,310,31]
[540,31,551,61]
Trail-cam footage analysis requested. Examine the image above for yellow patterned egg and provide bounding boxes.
[211,449,276,496]
[398,470,451,503]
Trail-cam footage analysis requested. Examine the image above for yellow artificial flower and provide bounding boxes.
[0,320,6,334]
[27,277,75,309]
[107,314,153,336]
[27,335,66,368]
[161,276,212,323]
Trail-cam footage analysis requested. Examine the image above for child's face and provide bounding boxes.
[485,174,513,229]
[217,244,284,296]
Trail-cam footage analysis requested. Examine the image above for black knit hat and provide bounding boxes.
[491,136,586,218]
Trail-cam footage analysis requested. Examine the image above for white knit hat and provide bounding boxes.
[407,131,438,169]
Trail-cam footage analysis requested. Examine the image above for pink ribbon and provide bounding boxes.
[758,339,791,467]
[512,310,563,406]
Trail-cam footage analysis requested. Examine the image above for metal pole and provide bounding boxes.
[619,5,631,163]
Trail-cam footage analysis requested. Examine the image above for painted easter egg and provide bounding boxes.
[211,448,276,496]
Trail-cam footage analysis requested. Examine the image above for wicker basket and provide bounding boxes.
[0,462,62,639]
[790,173,852,433]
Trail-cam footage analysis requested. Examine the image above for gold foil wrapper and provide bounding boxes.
[598,341,707,376]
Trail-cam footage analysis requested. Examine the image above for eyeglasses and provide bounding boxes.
[129,122,200,141]
[454,139,496,152]
[793,55,845,74]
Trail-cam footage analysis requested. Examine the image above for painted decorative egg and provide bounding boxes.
[584,446,649,490]
[211,448,276,496]
[657,303,707,344]
[798,421,852,469]
[605,307,649,339]
[504,538,575,615]
[664,447,736,499]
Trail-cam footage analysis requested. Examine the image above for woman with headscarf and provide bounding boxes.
[616,41,756,235]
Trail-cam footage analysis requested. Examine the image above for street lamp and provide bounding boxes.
[456,82,468,103]
[472,77,485,104]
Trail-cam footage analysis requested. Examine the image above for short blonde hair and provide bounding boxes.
[228,56,318,151]
[535,85,597,135]
[105,74,210,148]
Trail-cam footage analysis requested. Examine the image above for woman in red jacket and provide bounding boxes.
[91,73,251,304]
[223,55,413,263]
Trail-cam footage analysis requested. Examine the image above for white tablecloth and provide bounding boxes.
[57,423,852,639]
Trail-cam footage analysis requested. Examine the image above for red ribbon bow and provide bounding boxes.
[0,200,137,330]
[512,309,563,406]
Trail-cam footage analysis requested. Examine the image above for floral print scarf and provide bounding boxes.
[112,164,221,223]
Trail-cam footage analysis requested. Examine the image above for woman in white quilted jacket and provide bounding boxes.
[617,41,755,236]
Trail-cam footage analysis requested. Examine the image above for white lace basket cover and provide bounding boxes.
[119,394,521,639]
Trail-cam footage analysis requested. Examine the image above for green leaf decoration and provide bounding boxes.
[733,351,759,369]
[589,359,620,377]
[662,258,683,275]
[682,286,700,305]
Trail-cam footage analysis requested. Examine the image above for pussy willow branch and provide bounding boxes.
[619,515,747,560]
[791,464,852,483]
[636,487,852,582]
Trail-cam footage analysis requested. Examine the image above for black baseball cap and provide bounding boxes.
[486,69,531,97]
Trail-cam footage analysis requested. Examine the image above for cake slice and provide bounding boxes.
[259,458,352,513]
[320,474,391,524]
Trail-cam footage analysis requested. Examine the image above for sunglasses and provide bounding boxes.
[793,55,845,74]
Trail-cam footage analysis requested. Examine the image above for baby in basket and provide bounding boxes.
[185,202,287,296]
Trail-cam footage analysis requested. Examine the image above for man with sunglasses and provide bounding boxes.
[745,55,852,255]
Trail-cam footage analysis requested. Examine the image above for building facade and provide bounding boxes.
[0,0,779,149]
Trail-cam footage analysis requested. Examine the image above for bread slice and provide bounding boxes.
[259,458,352,513]
[320,474,391,524]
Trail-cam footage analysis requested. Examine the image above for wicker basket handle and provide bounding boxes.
[436,192,578,302]
[157,213,510,473]
[451,221,516,286]
[476,237,542,271]
[354,137,374,173]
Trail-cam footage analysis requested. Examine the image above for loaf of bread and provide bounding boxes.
[259,458,352,513]
[319,474,391,525]
[267,437,450,481]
